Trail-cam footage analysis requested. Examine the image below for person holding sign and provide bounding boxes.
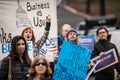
[0,36,31,80]
[53,28,92,80]
[57,28,79,63]
[25,56,53,80]
[66,28,93,67]
[21,15,51,57]
[66,28,79,44]
[92,27,120,80]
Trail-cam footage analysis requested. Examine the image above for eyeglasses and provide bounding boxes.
[69,32,77,36]
[35,62,46,66]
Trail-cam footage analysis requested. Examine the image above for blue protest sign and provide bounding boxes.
[91,49,118,73]
[78,35,94,51]
[53,41,92,80]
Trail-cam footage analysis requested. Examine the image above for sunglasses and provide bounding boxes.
[35,62,46,66]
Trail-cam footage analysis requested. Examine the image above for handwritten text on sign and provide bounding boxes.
[53,41,92,80]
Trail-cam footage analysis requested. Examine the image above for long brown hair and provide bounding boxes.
[21,27,35,43]
[10,36,31,65]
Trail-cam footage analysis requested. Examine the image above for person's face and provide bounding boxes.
[35,59,46,75]
[23,29,33,41]
[16,39,25,55]
[61,25,71,38]
[67,32,77,42]
[98,29,108,40]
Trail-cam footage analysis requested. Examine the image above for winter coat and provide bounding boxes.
[92,39,120,80]
[25,75,53,80]
[0,55,30,80]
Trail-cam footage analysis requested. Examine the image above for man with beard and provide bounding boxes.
[66,28,78,44]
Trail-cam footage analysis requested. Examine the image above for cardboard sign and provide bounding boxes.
[53,41,92,80]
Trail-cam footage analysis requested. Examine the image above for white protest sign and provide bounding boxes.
[0,0,58,62]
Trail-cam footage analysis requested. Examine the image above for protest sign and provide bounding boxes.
[53,41,92,80]
[78,35,94,51]
[91,48,118,73]
[0,0,57,62]
[85,60,100,80]
[0,41,34,60]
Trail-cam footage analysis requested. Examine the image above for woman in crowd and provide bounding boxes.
[21,15,55,76]
[25,56,53,80]
[0,36,31,80]
[21,15,51,57]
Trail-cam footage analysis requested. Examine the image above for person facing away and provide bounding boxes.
[21,15,51,57]
[0,36,31,80]
[25,56,53,80]
[92,27,120,80]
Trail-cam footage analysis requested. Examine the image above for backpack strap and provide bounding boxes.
[8,56,12,80]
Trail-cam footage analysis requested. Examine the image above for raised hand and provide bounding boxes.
[46,15,51,22]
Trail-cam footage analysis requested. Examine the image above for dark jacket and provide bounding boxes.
[25,75,53,80]
[92,39,120,80]
[0,55,30,80]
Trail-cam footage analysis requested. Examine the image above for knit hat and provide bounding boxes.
[66,28,78,39]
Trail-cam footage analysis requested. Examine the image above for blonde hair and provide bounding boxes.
[28,56,52,77]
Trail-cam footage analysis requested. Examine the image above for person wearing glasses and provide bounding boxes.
[92,27,120,80]
[55,28,79,63]
[65,28,79,44]
[25,56,53,80]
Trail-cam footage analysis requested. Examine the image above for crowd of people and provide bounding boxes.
[0,15,52,80]
[0,15,120,80]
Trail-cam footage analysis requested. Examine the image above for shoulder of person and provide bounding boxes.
[2,56,10,62]
[41,76,53,80]
[94,42,100,47]
[46,76,53,80]
[109,42,116,46]
[24,74,33,80]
